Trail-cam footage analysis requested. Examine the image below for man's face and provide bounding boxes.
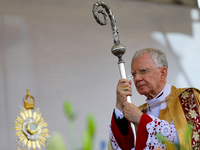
[131,53,165,99]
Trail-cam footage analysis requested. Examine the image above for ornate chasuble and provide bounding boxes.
[139,86,200,150]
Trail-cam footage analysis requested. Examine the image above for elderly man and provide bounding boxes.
[108,48,200,150]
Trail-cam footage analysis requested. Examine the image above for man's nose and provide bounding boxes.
[134,73,142,81]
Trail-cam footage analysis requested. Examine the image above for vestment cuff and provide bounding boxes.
[110,114,134,150]
[135,114,152,150]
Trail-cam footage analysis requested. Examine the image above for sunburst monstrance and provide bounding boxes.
[13,89,50,150]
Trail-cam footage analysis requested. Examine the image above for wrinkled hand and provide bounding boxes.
[123,101,143,124]
[116,79,132,111]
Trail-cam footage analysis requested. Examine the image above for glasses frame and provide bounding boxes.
[129,67,161,80]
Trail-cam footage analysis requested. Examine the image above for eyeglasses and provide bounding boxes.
[129,67,160,80]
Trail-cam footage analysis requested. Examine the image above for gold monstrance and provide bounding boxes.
[13,89,50,150]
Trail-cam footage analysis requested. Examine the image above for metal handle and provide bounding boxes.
[92,1,136,145]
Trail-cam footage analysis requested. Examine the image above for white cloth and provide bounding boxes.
[114,107,124,119]
[145,115,176,150]
[145,83,171,117]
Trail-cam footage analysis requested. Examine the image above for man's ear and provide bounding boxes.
[160,67,167,81]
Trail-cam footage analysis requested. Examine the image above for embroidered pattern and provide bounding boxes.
[179,88,200,149]
[145,115,176,150]
[109,125,122,150]
[109,125,135,150]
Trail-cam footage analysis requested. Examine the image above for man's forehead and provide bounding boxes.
[131,55,155,68]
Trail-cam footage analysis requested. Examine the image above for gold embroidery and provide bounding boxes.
[181,91,189,99]
[189,109,198,119]
[179,88,200,149]
[193,131,199,142]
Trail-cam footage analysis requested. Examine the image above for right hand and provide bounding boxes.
[116,79,132,111]
[123,101,143,124]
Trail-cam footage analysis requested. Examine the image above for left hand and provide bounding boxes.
[123,101,143,124]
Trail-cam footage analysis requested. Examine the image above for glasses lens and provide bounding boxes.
[128,74,133,81]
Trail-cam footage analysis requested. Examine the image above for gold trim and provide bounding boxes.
[28,109,32,118]
[19,134,25,141]
[23,137,28,146]
[24,109,29,118]
[27,122,39,135]
[39,139,45,147]
[32,141,36,149]
[35,113,41,122]
[15,131,23,136]
[20,111,26,121]
[36,140,41,149]
[40,122,48,127]
[16,116,23,123]
[39,135,46,142]
[38,118,45,124]
[41,128,50,133]
[14,126,22,131]
[13,121,22,127]
[41,132,50,138]
[33,110,37,120]
[27,140,31,149]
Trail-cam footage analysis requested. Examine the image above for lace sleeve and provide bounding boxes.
[144,115,176,150]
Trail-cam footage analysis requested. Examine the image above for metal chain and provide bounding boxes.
[141,99,167,112]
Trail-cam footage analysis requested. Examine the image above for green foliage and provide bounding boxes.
[47,132,68,150]
[156,134,178,150]
[82,131,93,150]
[63,101,74,120]
[82,115,96,150]
[86,115,96,138]
[185,125,192,143]
[47,101,96,150]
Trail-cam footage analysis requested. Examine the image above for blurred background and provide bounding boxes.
[1,0,200,149]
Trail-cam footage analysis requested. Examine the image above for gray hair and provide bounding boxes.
[132,48,168,69]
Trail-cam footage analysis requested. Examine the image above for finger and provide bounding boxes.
[118,79,130,87]
[120,92,132,101]
[119,78,129,83]
[120,79,132,87]
[118,79,131,87]
[123,101,130,106]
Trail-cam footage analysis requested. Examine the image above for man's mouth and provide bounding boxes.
[137,84,147,89]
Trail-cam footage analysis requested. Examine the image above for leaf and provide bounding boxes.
[82,131,92,150]
[156,134,167,144]
[63,101,74,120]
[47,132,67,150]
[156,134,178,150]
[86,114,96,137]
[82,114,96,150]
[185,125,192,143]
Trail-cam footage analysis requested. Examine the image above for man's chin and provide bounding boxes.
[137,87,148,95]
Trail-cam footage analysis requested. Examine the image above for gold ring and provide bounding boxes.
[124,86,129,91]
